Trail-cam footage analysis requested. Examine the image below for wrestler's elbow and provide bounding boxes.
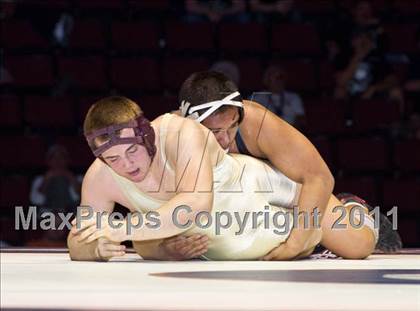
[191,192,213,214]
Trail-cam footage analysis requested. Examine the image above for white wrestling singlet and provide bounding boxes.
[106,114,300,260]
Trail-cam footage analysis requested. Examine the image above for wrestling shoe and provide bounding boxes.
[336,192,402,253]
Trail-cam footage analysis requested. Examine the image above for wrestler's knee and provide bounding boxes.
[341,227,376,259]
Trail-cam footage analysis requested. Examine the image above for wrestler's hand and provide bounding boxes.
[260,228,322,261]
[159,234,209,260]
[71,213,127,244]
[94,237,126,261]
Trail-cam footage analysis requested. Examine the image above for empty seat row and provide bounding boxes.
[304,99,402,134]
[3,55,338,92]
[3,20,418,53]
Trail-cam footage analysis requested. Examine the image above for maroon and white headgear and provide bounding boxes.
[84,115,156,159]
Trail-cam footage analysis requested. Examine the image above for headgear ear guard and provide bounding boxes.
[180,91,244,123]
[84,115,156,159]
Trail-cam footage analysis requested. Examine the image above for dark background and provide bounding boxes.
[0,0,419,247]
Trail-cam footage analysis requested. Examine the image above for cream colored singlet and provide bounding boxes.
[106,114,300,260]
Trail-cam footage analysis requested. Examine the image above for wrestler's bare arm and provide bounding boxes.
[67,162,115,261]
[128,118,214,241]
[244,100,334,253]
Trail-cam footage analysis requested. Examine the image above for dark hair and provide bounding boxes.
[178,71,240,116]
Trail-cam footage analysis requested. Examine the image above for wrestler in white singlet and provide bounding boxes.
[106,114,301,260]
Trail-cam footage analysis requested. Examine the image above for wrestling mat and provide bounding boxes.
[1,248,419,311]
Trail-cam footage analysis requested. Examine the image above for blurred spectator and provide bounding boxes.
[210,60,241,86]
[52,13,74,48]
[249,0,302,23]
[250,65,305,127]
[184,0,247,23]
[30,145,80,213]
[331,29,403,103]
[327,1,404,103]
[29,145,81,244]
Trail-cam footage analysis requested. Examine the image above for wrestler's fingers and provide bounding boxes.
[178,238,208,255]
[192,247,208,258]
[164,236,187,249]
[77,225,99,242]
[85,230,104,244]
[185,244,208,258]
[171,234,203,249]
[102,243,126,252]
[71,219,97,234]
[185,234,208,243]
[98,246,125,260]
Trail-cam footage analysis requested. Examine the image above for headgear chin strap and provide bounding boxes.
[180,91,244,123]
[84,115,156,159]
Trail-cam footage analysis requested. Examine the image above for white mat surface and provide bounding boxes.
[1,251,420,311]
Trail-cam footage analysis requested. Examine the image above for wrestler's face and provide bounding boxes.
[101,128,151,182]
[202,107,240,151]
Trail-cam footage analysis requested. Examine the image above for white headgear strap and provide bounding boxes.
[180,91,243,123]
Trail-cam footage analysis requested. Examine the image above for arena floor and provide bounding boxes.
[1,249,419,311]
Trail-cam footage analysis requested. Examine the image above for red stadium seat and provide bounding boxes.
[218,23,267,52]
[57,56,107,90]
[163,57,210,91]
[15,0,69,8]
[394,0,420,15]
[76,0,123,9]
[24,96,75,128]
[383,179,420,213]
[271,24,321,55]
[56,136,94,169]
[352,99,401,131]
[127,0,170,10]
[294,0,334,14]
[68,20,106,49]
[0,95,21,127]
[384,25,418,53]
[236,58,263,92]
[137,95,178,120]
[0,175,30,207]
[5,54,54,87]
[394,140,420,171]
[1,136,46,169]
[78,96,102,123]
[334,177,378,205]
[272,60,317,92]
[0,20,49,49]
[165,21,214,51]
[111,21,160,51]
[318,61,335,90]
[337,137,388,171]
[310,136,334,170]
[396,219,418,246]
[304,99,347,135]
[110,58,161,91]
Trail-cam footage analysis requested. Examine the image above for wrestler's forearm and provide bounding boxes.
[132,240,168,260]
[126,193,213,241]
[287,176,333,250]
[67,232,98,261]
[297,175,334,223]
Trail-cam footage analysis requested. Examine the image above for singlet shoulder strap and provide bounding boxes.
[159,113,175,173]
[235,128,251,156]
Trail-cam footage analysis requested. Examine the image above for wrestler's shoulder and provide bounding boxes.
[155,112,204,132]
[83,158,113,188]
[242,100,268,123]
